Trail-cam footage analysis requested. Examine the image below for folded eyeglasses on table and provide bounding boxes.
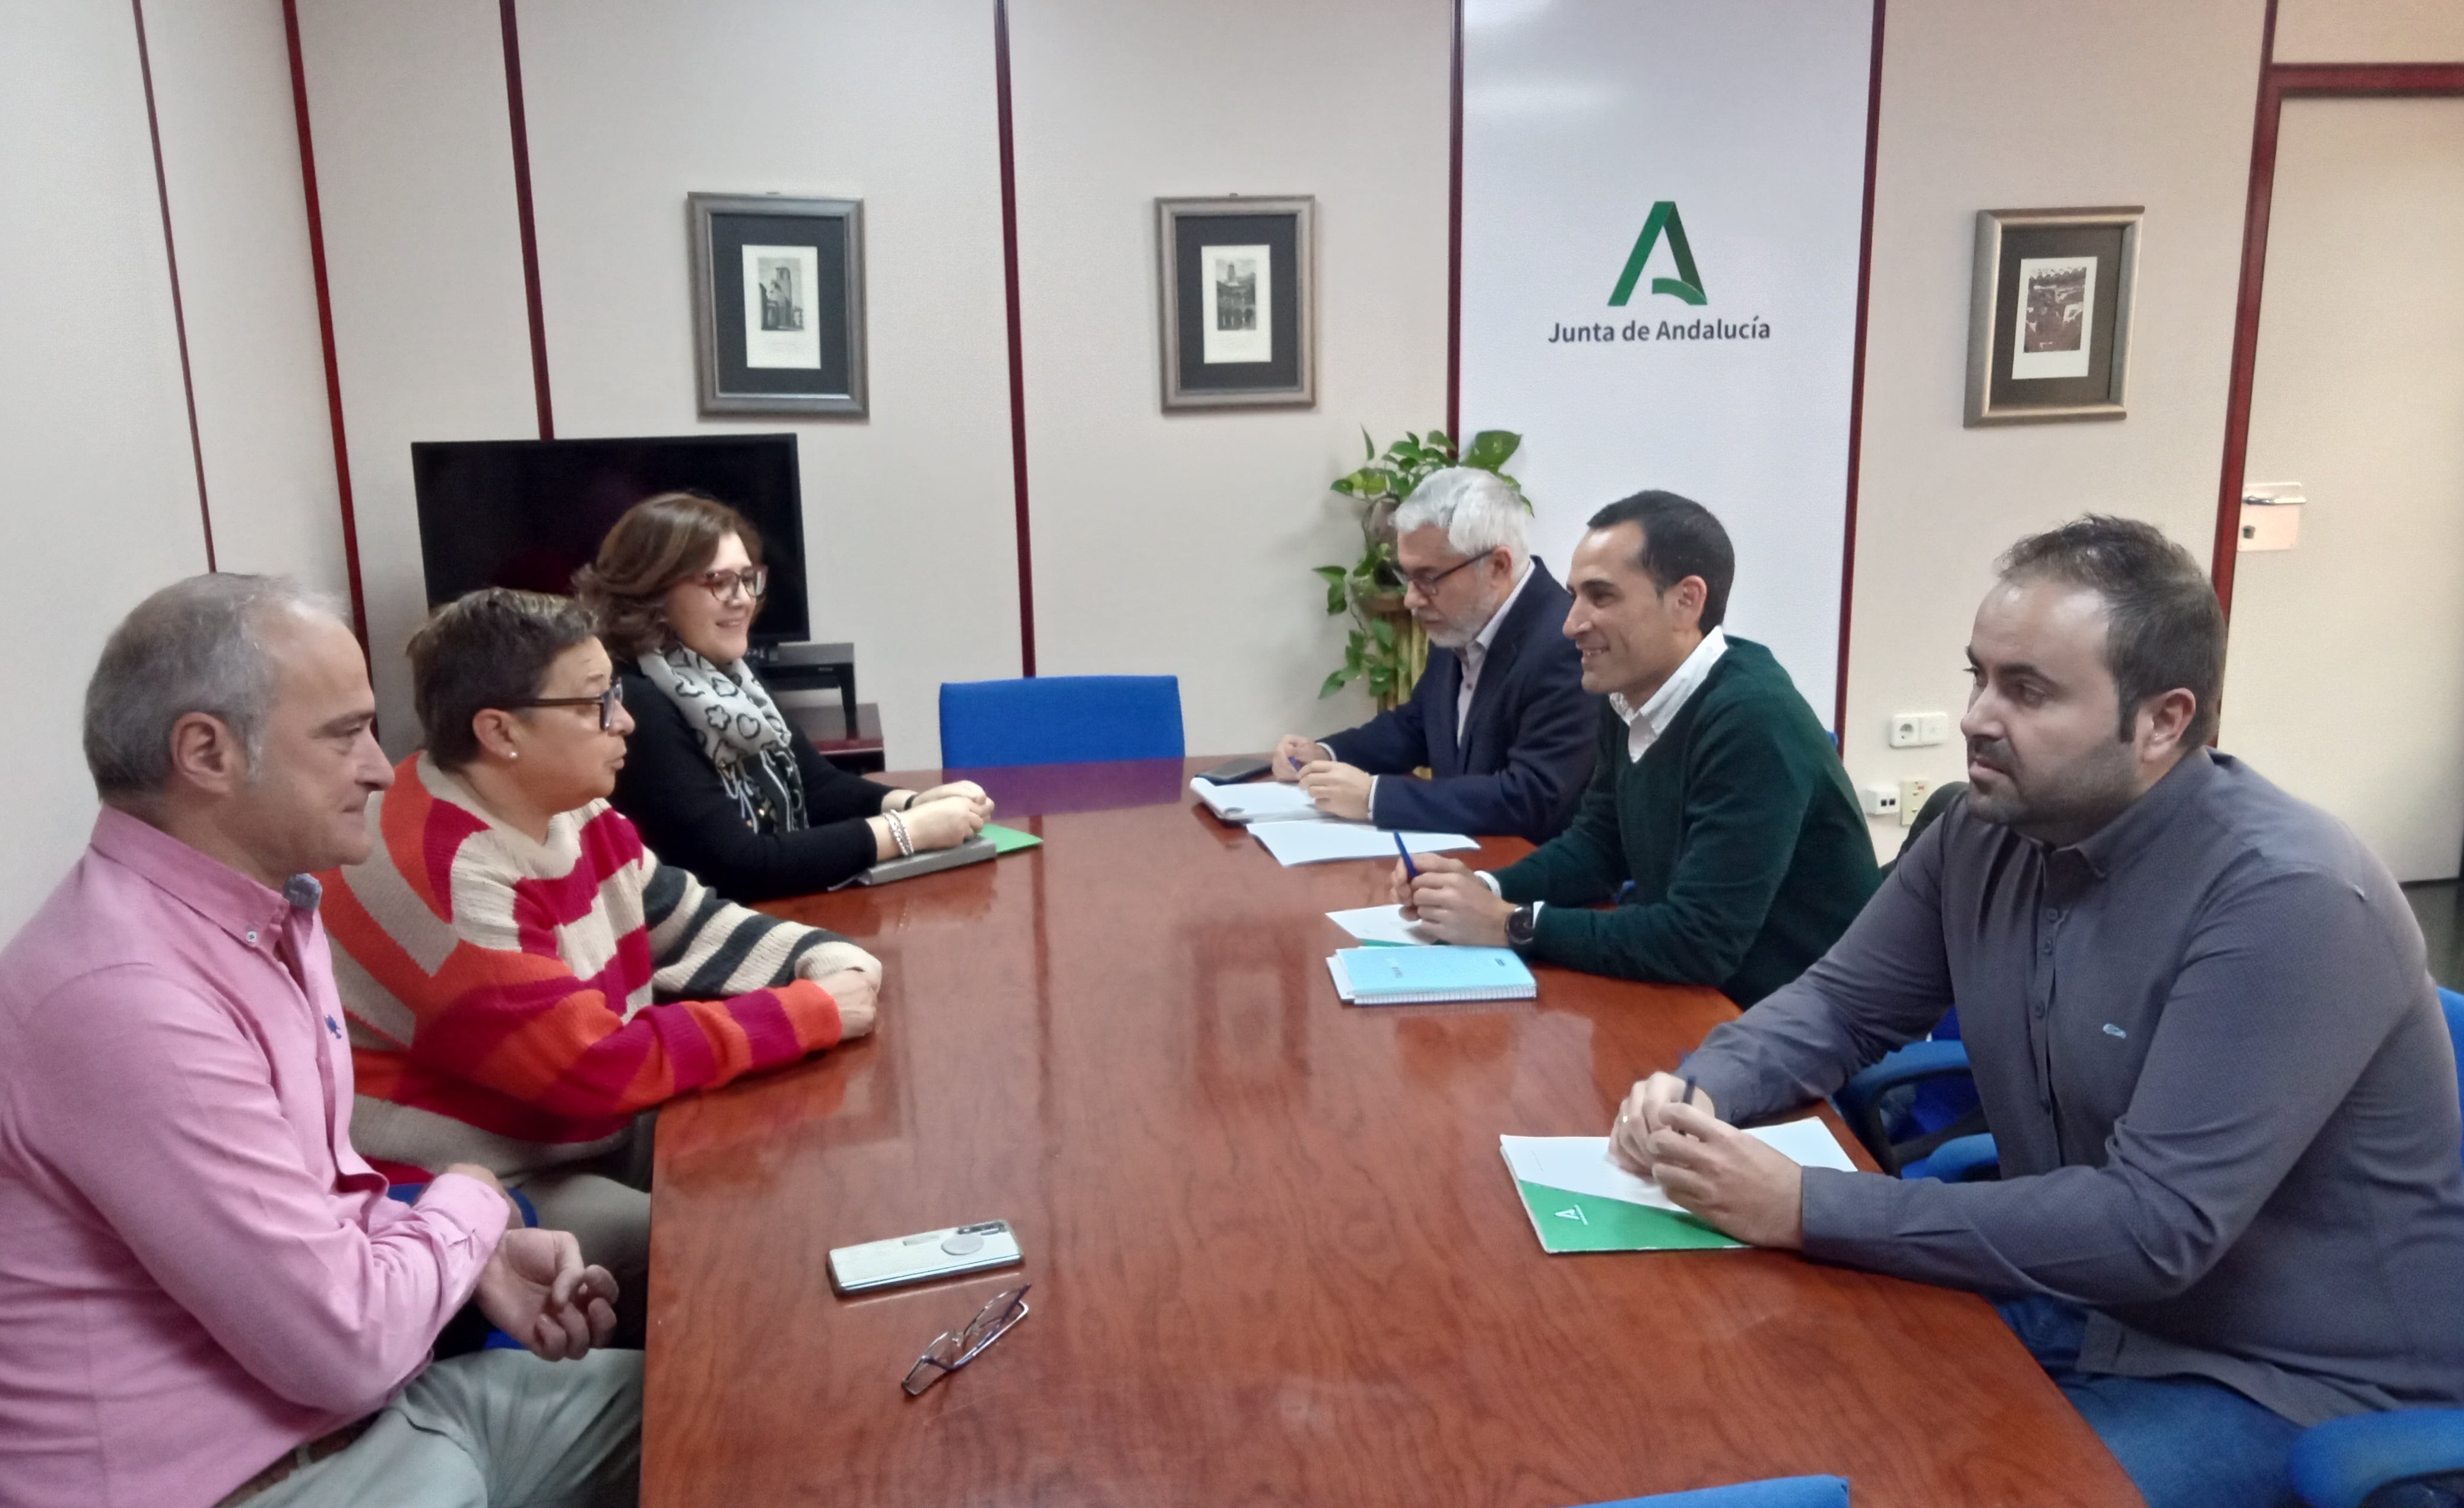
[902,1284,1030,1397]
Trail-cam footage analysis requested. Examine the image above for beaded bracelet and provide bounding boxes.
[884,809,915,858]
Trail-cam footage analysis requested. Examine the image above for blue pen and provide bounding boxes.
[1394,831,1419,880]
[1288,753,1305,772]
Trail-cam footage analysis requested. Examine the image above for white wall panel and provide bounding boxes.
[516,0,1020,768]
[1844,0,2267,858]
[1006,0,1453,758]
[1460,0,1875,728]
[295,0,536,753]
[2223,98,2464,880]
[0,0,211,931]
[145,0,347,595]
[2276,0,2464,63]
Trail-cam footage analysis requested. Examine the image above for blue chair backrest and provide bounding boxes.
[938,675,1185,768]
[2442,987,2464,1161]
[1576,1476,1849,1508]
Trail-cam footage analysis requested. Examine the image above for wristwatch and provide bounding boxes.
[1506,903,1540,950]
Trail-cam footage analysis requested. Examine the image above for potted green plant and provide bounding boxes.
[1314,427,1526,708]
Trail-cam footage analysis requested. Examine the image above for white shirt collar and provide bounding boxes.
[1609,626,1729,761]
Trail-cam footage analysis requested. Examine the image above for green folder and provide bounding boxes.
[1510,1179,1742,1253]
[981,823,1042,855]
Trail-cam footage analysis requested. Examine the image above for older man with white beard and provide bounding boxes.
[1272,468,1593,841]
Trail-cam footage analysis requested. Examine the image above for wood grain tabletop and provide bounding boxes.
[643,758,2138,1508]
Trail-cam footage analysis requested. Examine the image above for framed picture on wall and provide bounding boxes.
[688,193,867,417]
[1964,206,2141,426]
[1156,196,1315,410]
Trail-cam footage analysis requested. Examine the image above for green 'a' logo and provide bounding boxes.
[1608,201,1706,307]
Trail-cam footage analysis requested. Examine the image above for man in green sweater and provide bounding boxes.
[1400,491,1878,1005]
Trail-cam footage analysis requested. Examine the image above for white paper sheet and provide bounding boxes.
[1190,778,1326,824]
[1499,1118,1858,1212]
[1325,904,1439,947]
[1251,822,1479,868]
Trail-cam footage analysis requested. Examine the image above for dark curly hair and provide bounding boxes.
[408,588,598,769]
[573,491,764,661]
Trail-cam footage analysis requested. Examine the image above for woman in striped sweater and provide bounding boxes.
[319,589,881,1327]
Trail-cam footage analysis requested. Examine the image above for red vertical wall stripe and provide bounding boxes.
[280,0,369,646]
[2211,0,2282,620]
[130,0,216,570]
[995,0,1038,676]
[1445,0,1464,443]
[1833,0,1887,739]
[500,0,554,440]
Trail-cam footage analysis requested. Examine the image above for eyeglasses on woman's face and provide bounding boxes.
[698,566,768,604]
[514,680,627,732]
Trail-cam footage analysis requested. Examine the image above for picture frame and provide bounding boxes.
[1156,195,1315,410]
[688,193,867,417]
[1964,206,2141,426]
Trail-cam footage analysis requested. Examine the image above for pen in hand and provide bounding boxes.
[1679,1075,1698,1110]
[1394,831,1419,881]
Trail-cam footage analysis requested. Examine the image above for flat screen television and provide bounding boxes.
[410,433,810,646]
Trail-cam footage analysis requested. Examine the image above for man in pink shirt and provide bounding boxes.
[0,575,639,1508]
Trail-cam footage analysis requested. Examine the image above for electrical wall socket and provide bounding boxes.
[1860,783,1900,818]
[1888,712,1952,748]
[1899,777,1933,827]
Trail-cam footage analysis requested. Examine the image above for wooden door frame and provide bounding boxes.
[2210,2,2464,614]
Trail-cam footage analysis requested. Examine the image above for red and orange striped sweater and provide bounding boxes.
[319,754,879,1180]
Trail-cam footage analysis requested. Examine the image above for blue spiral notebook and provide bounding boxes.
[1327,946,1536,1005]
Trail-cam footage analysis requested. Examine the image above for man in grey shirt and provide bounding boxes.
[1609,517,2464,1508]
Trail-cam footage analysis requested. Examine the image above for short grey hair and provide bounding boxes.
[84,573,345,801]
[1390,467,1530,570]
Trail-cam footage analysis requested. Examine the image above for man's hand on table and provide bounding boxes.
[1298,760,1373,821]
[1396,858,1515,947]
[1610,1074,1805,1250]
[475,1227,620,1361]
[1271,735,1327,780]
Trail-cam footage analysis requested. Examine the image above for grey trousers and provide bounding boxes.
[507,1116,655,1345]
[246,1348,640,1508]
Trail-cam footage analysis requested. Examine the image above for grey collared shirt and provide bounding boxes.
[1685,748,2464,1426]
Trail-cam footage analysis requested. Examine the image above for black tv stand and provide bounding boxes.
[749,641,857,730]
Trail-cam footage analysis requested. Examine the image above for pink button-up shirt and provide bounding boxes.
[0,808,509,1508]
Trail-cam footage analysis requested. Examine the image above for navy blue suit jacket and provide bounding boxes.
[1319,557,1594,841]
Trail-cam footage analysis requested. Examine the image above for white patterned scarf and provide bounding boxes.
[638,647,810,834]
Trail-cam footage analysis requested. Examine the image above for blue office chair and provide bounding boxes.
[938,675,1185,768]
[1573,1475,1848,1507]
[1831,1012,1986,1179]
[2284,986,2464,1508]
[1845,989,2464,1506]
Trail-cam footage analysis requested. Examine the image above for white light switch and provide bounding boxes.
[2240,482,2304,553]
[2238,501,2300,551]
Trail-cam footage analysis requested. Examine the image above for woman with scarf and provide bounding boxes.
[578,491,991,900]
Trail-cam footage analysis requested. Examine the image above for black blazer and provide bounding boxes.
[1318,557,1595,841]
[608,668,892,901]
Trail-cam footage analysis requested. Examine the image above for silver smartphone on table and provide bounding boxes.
[828,1220,1022,1294]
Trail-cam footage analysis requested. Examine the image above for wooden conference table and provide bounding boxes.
[643,757,2138,1508]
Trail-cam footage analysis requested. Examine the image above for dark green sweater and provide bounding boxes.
[1495,637,1879,1005]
